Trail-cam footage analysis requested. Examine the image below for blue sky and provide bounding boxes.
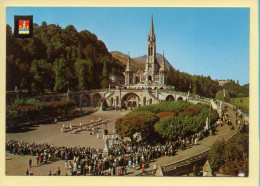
[6,7,249,85]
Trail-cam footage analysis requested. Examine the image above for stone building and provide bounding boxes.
[109,71,125,88]
[215,79,232,86]
[112,16,167,89]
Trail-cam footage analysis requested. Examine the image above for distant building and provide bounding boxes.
[215,79,232,86]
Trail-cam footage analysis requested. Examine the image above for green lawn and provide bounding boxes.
[230,97,249,114]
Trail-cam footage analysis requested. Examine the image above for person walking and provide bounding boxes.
[29,158,32,168]
[56,167,61,176]
[26,169,29,175]
[65,160,68,169]
[36,156,39,166]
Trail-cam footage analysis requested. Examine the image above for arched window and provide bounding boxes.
[143,97,146,106]
[166,95,175,102]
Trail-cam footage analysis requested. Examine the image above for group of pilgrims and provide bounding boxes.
[60,118,119,144]
[60,118,109,135]
[6,123,220,176]
[6,104,246,176]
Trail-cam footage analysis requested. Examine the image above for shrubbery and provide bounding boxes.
[132,101,190,114]
[178,107,200,117]
[13,98,40,107]
[26,98,40,105]
[157,112,177,120]
[115,111,159,141]
[116,101,219,142]
[6,99,76,127]
[208,132,249,176]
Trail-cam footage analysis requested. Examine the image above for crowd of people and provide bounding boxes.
[6,123,218,176]
[6,102,245,176]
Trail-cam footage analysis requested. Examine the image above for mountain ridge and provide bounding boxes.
[111,51,175,72]
[133,53,174,71]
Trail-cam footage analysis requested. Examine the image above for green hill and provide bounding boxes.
[6,23,125,93]
[110,51,144,72]
[230,97,249,114]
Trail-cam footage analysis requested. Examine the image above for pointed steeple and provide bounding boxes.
[160,50,166,72]
[148,15,155,40]
[126,52,132,72]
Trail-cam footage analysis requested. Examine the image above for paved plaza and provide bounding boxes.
[6,104,243,176]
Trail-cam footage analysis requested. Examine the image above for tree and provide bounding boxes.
[191,76,198,95]
[115,111,159,141]
[156,111,177,120]
[30,59,53,93]
[6,28,22,90]
[41,21,47,27]
[75,59,88,90]
[153,102,218,141]
[223,81,249,98]
[77,41,83,59]
[154,116,181,141]
[86,59,95,89]
[166,67,175,86]
[173,70,180,90]
[208,133,249,176]
[215,90,231,102]
[207,140,226,173]
[100,62,109,89]
[54,57,69,92]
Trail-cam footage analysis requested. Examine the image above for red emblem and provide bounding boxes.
[18,20,30,34]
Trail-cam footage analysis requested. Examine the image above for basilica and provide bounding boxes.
[111,17,168,90]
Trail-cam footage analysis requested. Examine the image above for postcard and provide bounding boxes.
[0,1,259,186]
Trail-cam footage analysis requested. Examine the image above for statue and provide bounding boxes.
[102,136,109,158]
[204,117,209,130]
[104,136,109,151]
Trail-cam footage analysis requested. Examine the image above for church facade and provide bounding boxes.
[122,16,167,89]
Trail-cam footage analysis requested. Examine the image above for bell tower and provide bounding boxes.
[124,52,133,85]
[159,50,167,86]
[145,16,158,84]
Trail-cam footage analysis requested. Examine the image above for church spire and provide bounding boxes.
[160,50,166,72]
[126,52,132,72]
[149,15,155,40]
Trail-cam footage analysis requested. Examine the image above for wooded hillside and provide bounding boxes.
[6,22,124,93]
